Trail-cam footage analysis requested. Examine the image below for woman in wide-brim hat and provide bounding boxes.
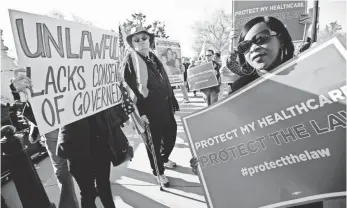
[125,25,155,49]
[122,24,179,188]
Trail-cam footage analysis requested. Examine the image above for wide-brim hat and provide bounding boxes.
[126,25,155,47]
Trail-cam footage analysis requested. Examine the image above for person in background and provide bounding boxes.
[182,58,191,94]
[10,69,79,208]
[57,83,134,208]
[213,52,222,65]
[214,52,227,99]
[175,58,190,103]
[123,25,179,187]
[201,49,221,106]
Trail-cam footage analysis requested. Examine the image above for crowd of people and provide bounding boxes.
[3,9,332,208]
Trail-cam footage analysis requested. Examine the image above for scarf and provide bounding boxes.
[130,50,149,98]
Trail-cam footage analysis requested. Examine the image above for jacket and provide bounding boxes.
[123,51,179,124]
[231,73,259,93]
[57,105,129,165]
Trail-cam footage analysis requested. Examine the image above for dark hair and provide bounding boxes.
[237,16,294,73]
[206,49,214,55]
[167,48,173,53]
[215,52,221,58]
[173,52,178,58]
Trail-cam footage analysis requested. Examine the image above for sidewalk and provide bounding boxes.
[2,91,210,208]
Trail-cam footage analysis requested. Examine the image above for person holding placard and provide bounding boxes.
[9,68,79,208]
[201,49,221,106]
[191,15,329,208]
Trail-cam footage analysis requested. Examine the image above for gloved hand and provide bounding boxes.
[140,115,150,126]
[190,157,199,175]
[226,53,255,76]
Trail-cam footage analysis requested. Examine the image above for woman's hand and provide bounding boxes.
[229,28,240,41]
[12,68,32,97]
[299,13,313,40]
[299,13,312,25]
[229,28,240,52]
[190,157,199,175]
[140,115,150,126]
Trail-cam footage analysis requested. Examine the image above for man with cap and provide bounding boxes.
[123,24,179,187]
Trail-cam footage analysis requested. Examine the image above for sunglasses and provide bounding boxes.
[237,30,277,54]
[205,54,212,57]
[133,35,149,43]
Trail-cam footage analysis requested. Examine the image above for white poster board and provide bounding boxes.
[9,9,122,134]
[155,38,184,86]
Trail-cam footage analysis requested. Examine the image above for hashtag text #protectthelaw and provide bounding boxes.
[240,148,331,177]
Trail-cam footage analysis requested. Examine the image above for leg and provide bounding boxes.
[44,130,79,208]
[218,83,226,100]
[210,89,219,105]
[201,89,210,106]
[93,142,115,208]
[228,83,233,95]
[145,124,165,175]
[179,84,189,101]
[69,160,96,208]
[161,116,177,163]
[206,92,212,106]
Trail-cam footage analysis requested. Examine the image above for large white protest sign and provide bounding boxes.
[9,10,122,134]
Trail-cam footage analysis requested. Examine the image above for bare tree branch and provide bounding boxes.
[191,9,232,56]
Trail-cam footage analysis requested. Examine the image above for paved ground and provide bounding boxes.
[2,88,219,208]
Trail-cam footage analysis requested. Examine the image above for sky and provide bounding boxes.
[0,0,346,58]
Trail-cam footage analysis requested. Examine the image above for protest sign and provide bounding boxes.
[232,1,307,48]
[182,38,346,208]
[155,38,184,86]
[9,10,122,134]
[187,62,219,91]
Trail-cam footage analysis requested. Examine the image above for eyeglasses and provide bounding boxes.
[205,54,212,57]
[133,35,149,43]
[237,30,277,54]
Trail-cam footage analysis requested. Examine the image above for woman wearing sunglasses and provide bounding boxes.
[191,16,327,208]
[229,16,295,92]
[226,12,316,92]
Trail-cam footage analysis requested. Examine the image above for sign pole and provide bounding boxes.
[311,0,319,42]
